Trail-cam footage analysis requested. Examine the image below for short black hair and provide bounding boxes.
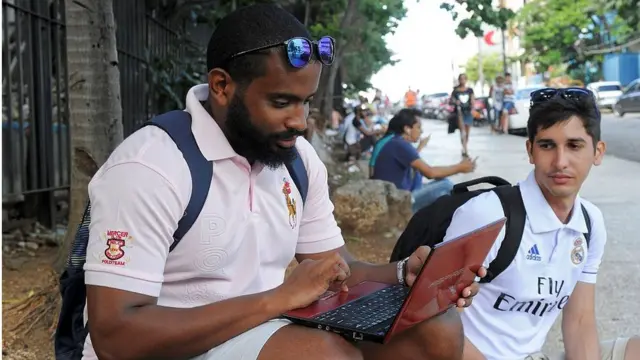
[386,108,421,135]
[505,72,512,77]
[206,4,311,86]
[527,95,601,146]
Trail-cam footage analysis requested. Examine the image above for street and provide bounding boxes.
[418,119,640,352]
[601,112,640,163]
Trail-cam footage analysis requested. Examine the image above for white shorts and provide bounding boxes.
[191,319,291,360]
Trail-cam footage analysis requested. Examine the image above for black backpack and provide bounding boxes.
[389,176,592,283]
[54,110,310,360]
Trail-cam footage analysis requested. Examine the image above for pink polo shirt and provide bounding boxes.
[82,84,344,358]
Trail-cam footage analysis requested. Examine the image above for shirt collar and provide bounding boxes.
[519,171,588,234]
[185,84,237,161]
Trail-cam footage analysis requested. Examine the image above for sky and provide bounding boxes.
[370,0,479,102]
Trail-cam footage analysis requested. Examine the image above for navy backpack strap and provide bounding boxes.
[481,185,526,283]
[145,110,213,251]
[285,147,309,204]
[581,204,591,247]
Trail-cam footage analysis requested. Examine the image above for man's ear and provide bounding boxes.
[207,68,235,107]
[526,139,534,165]
[594,140,606,166]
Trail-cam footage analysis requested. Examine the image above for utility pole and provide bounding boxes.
[500,0,508,74]
[477,36,485,95]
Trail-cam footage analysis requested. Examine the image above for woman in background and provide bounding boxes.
[450,73,475,157]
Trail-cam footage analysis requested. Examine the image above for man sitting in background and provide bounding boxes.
[371,108,475,212]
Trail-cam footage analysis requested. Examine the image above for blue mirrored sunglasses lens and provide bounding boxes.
[287,38,312,68]
[318,37,334,64]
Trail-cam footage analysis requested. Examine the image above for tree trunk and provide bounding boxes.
[303,0,311,26]
[320,0,358,120]
[56,0,123,272]
[321,60,341,120]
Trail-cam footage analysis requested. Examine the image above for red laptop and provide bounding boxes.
[282,217,506,343]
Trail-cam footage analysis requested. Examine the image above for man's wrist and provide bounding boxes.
[264,286,296,314]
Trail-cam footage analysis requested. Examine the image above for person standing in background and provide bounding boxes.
[451,74,475,157]
[500,72,516,134]
[489,75,505,134]
[404,87,417,109]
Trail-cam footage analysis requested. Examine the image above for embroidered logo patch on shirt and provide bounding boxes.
[282,178,297,229]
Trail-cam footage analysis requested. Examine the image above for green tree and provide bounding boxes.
[149,0,406,118]
[464,52,505,84]
[305,0,406,117]
[440,0,515,38]
[516,0,605,72]
[597,0,639,34]
[340,0,405,94]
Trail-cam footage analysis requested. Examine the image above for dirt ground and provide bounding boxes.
[1,235,398,360]
[3,246,59,360]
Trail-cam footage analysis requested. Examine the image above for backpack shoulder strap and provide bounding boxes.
[285,147,309,204]
[145,110,213,252]
[480,185,526,283]
[581,204,591,247]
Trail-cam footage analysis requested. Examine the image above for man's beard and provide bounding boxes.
[223,93,305,169]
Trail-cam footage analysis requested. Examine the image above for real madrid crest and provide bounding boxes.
[571,237,585,265]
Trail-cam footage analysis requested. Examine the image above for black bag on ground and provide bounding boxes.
[389,176,592,283]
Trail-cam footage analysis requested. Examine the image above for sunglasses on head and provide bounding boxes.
[226,36,335,69]
[530,87,600,117]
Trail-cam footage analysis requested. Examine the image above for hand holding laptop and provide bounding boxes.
[404,245,486,309]
[275,253,351,310]
[282,219,504,343]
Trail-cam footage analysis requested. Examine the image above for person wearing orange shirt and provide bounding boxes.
[404,87,417,109]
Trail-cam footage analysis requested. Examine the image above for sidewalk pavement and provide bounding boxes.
[418,119,640,351]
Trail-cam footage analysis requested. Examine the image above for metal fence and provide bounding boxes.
[2,0,190,226]
[2,0,68,227]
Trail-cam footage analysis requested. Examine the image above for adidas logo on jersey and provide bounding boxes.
[526,244,542,261]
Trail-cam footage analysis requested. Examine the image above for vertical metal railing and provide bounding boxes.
[2,0,190,226]
[2,0,69,227]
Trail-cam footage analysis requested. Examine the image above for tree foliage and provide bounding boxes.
[440,0,515,39]
[515,0,635,75]
[516,0,600,71]
[597,0,640,34]
[147,0,406,114]
[464,52,506,84]
[341,0,406,92]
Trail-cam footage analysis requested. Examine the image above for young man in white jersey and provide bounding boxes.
[442,88,640,360]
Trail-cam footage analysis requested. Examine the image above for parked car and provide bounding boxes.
[586,81,623,110]
[422,92,449,118]
[613,78,640,117]
[508,85,546,134]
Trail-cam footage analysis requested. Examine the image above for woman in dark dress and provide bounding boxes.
[450,73,475,157]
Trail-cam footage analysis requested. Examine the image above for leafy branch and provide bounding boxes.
[147,40,206,114]
[440,0,515,39]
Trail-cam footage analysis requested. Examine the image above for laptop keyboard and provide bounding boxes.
[313,285,409,330]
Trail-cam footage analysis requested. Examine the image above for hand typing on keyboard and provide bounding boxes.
[404,246,487,309]
[274,252,351,310]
